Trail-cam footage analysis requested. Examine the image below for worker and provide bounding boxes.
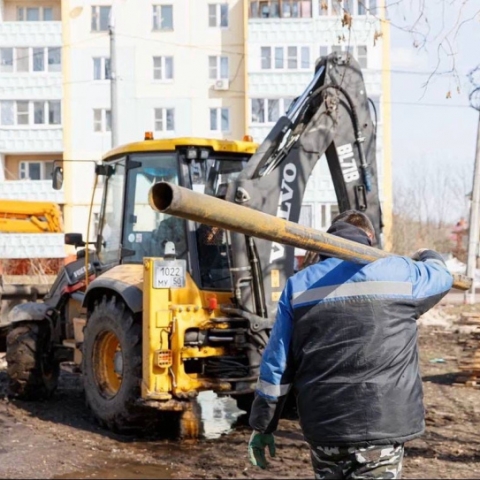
[247,210,453,479]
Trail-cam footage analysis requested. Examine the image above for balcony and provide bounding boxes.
[0,179,64,203]
[0,21,61,46]
[0,127,63,154]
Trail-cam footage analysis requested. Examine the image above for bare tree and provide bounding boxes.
[391,160,471,256]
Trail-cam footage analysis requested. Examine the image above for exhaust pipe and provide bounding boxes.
[149,182,472,292]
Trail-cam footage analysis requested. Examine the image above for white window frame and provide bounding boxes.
[1,47,61,74]
[0,100,61,128]
[260,46,310,71]
[153,5,174,31]
[250,98,294,125]
[93,108,111,133]
[319,44,368,68]
[317,0,376,16]
[91,5,111,32]
[249,0,313,18]
[208,56,229,80]
[17,6,54,21]
[208,3,229,28]
[154,108,175,132]
[93,57,111,80]
[18,161,54,181]
[299,204,313,228]
[152,56,174,81]
[209,107,230,133]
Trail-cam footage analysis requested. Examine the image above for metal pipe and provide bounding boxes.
[149,182,472,291]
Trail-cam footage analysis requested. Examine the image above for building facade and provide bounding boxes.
[246,0,392,248]
[61,0,247,237]
[0,0,65,259]
[0,0,391,257]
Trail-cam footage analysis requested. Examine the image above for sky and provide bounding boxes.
[387,0,480,221]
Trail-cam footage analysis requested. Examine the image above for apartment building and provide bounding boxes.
[0,0,65,259]
[61,0,247,236]
[246,0,392,246]
[0,0,391,254]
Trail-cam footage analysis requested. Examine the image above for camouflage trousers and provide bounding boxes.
[310,444,404,479]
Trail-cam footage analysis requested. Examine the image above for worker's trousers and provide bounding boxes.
[310,444,404,479]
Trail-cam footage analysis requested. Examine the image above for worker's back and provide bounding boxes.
[287,253,453,447]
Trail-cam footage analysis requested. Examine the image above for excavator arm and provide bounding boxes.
[0,200,63,233]
[226,52,382,322]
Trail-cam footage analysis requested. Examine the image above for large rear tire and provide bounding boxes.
[6,322,59,400]
[82,296,160,434]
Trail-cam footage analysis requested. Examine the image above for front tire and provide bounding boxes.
[6,322,59,400]
[82,296,149,433]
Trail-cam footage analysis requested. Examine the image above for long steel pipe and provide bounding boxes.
[149,182,472,291]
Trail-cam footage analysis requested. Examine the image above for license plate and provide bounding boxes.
[153,260,186,289]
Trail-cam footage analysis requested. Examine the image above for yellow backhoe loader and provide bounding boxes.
[2,53,469,437]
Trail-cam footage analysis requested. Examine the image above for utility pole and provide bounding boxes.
[109,8,119,148]
[465,88,480,304]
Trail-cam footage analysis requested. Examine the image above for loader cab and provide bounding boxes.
[96,137,256,291]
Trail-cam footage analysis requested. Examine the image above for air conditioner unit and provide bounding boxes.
[214,79,230,91]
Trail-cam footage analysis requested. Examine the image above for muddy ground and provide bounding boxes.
[1,305,480,479]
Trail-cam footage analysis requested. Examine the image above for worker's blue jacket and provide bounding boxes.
[249,222,453,447]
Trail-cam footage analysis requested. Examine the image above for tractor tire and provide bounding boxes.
[82,296,153,434]
[6,322,59,400]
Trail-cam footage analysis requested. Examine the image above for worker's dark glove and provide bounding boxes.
[411,248,429,261]
[248,430,276,469]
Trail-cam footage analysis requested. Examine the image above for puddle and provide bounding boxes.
[54,461,171,479]
[196,390,243,439]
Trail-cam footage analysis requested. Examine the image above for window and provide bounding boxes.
[48,48,61,72]
[91,6,111,31]
[16,102,29,125]
[93,57,111,80]
[249,0,312,18]
[210,108,230,132]
[318,0,375,16]
[319,0,328,14]
[1,102,14,126]
[208,56,229,80]
[319,204,339,229]
[153,56,174,80]
[17,6,54,21]
[33,48,45,72]
[154,108,175,131]
[357,45,367,68]
[299,204,313,227]
[19,161,54,181]
[300,46,310,69]
[34,101,45,124]
[0,47,62,73]
[261,46,309,70]
[0,48,13,73]
[208,4,229,27]
[93,109,111,132]
[251,98,294,124]
[274,47,284,69]
[319,45,368,68]
[48,101,61,124]
[0,101,61,126]
[287,47,297,69]
[261,47,271,70]
[16,48,29,73]
[153,5,173,30]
